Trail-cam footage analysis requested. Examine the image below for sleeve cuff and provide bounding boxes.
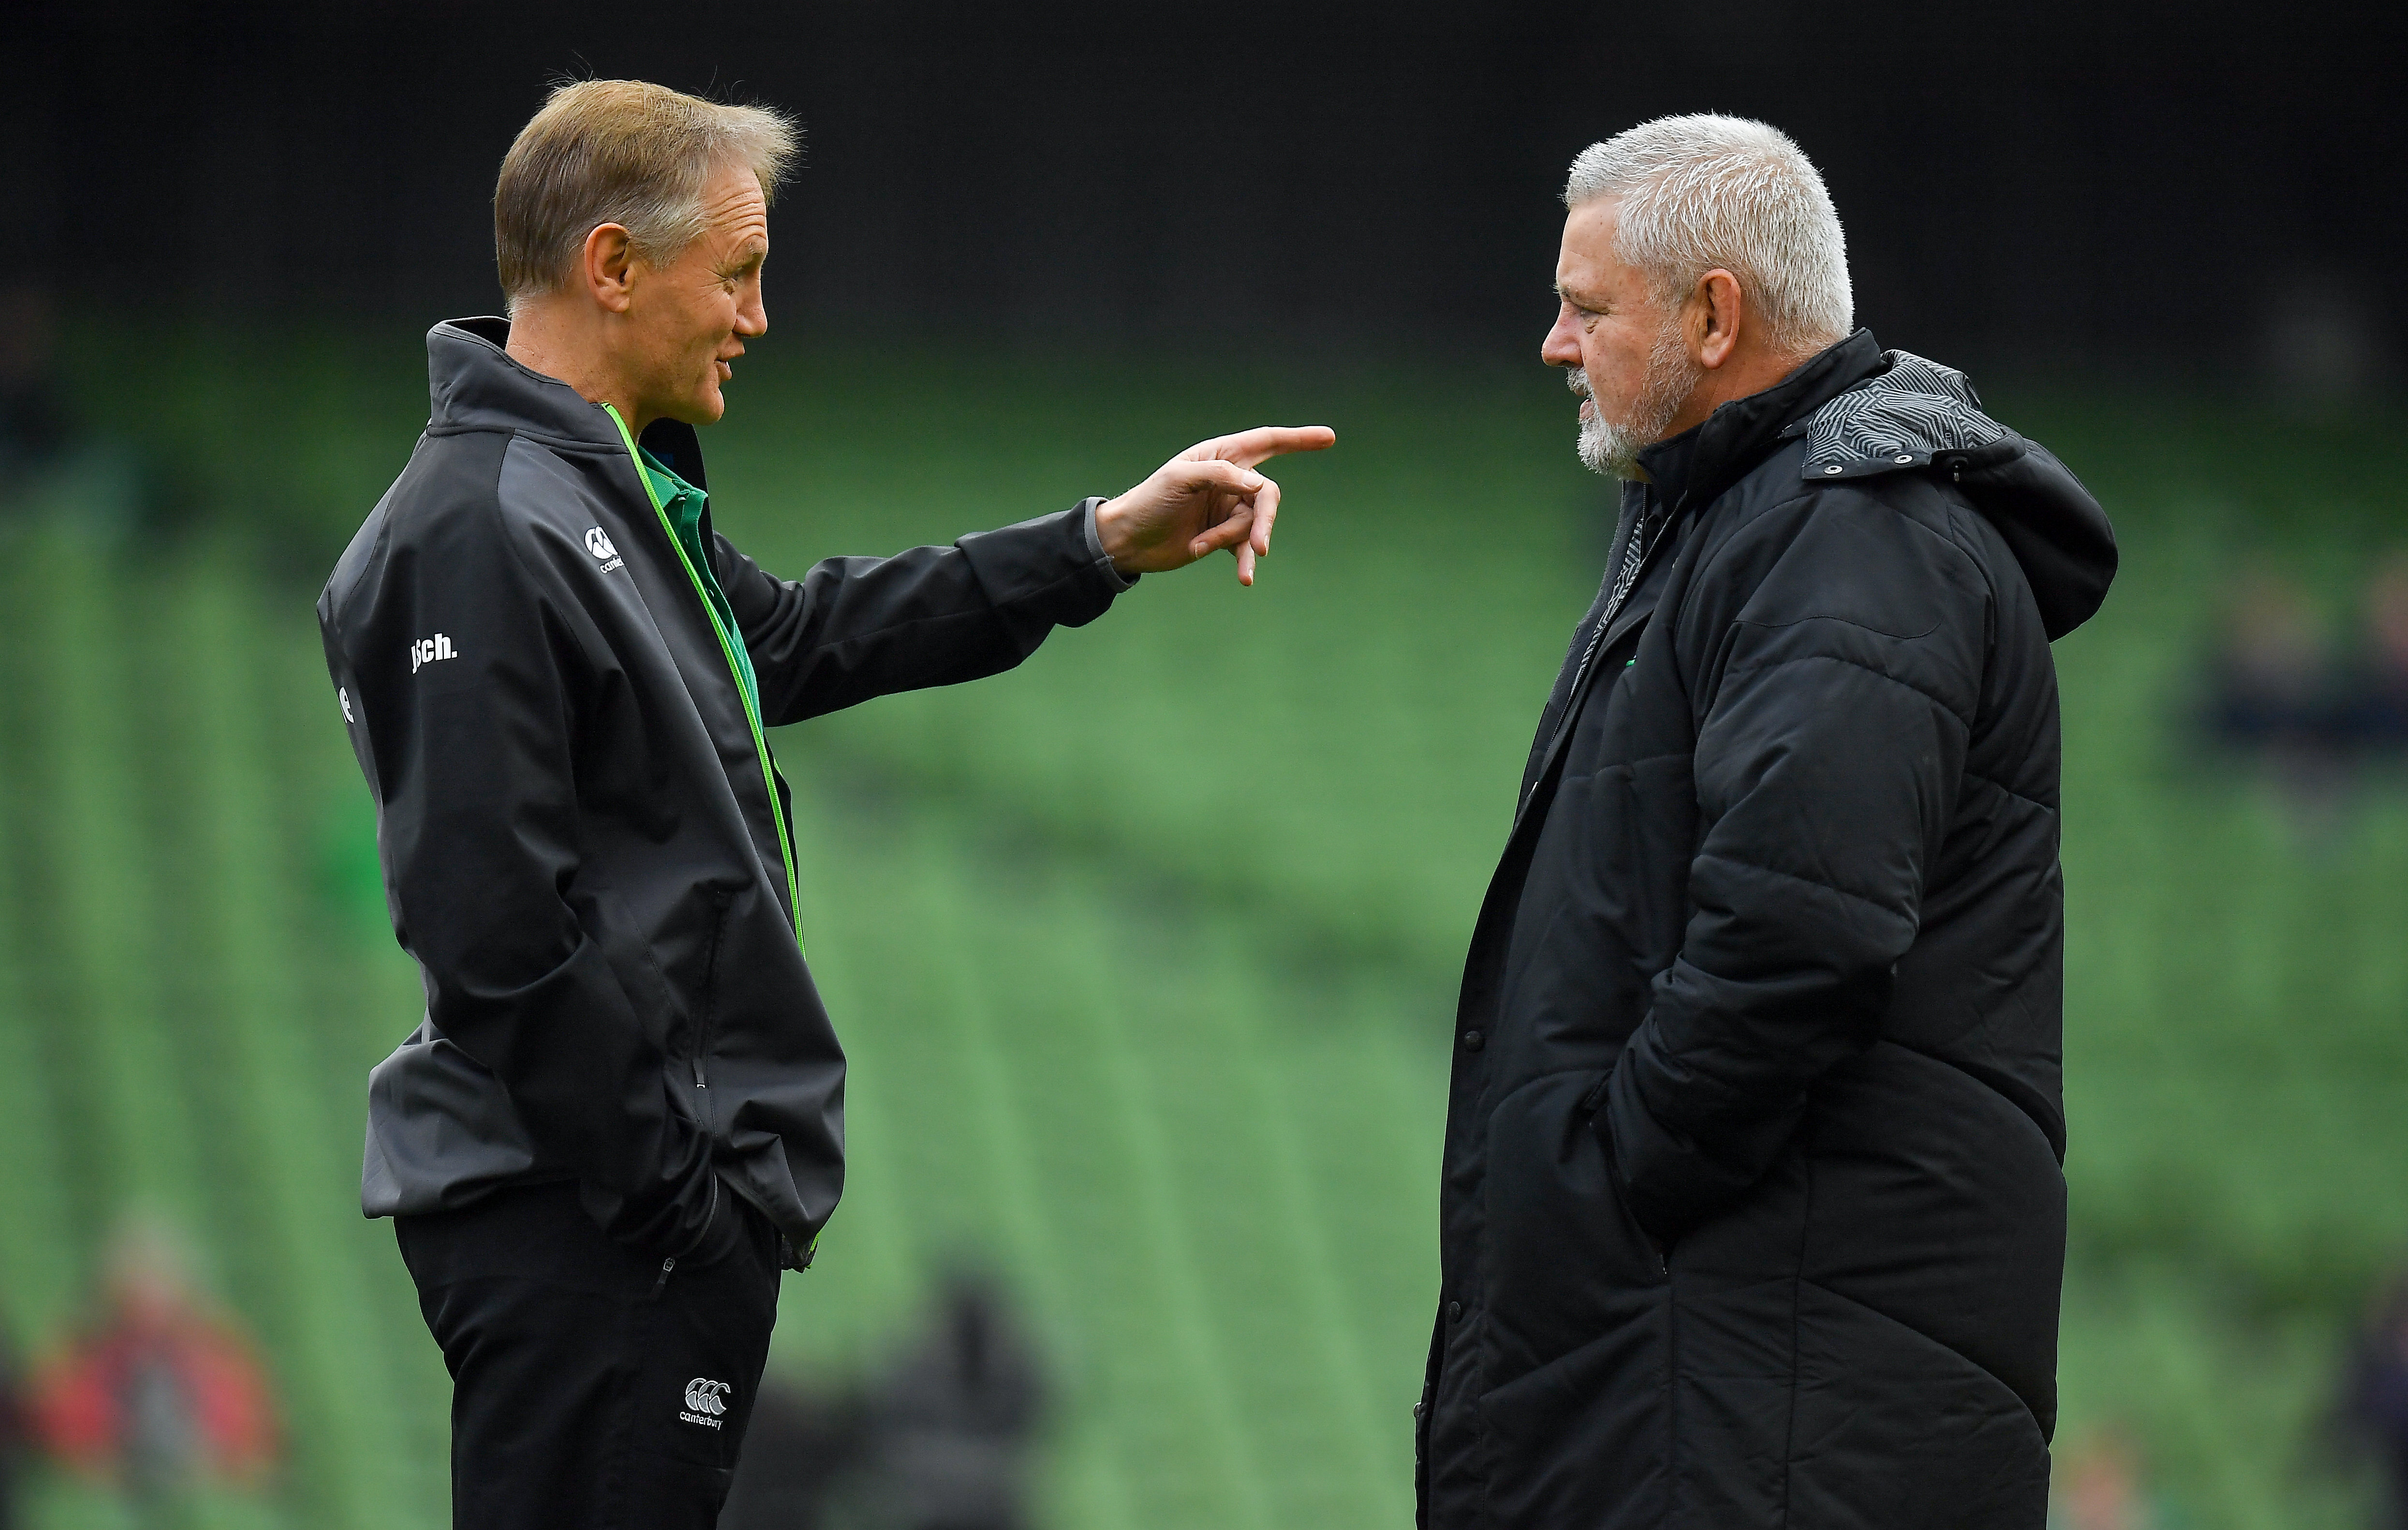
[1082,497,1139,592]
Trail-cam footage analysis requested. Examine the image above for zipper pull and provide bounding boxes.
[692,1057,706,1087]
[652,1256,676,1298]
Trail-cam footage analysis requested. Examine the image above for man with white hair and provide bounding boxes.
[320,79,1330,1527]
[1417,116,2116,1527]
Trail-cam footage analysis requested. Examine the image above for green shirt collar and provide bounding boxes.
[636,445,760,718]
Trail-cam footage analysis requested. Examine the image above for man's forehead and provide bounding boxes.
[1564,196,1620,240]
[702,163,769,233]
[1558,200,1631,296]
[1562,199,1621,256]
[708,212,768,264]
[1555,251,1615,300]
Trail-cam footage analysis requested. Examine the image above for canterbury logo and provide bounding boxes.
[409,634,458,673]
[584,527,618,560]
[680,1378,732,1428]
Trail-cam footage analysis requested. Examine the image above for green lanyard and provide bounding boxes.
[602,404,803,947]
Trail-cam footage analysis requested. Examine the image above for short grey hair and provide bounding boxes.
[1564,114,1851,355]
[495,79,799,308]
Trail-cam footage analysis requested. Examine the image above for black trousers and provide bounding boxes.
[396,1179,782,1529]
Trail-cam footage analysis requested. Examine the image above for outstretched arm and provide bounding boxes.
[719,425,1335,725]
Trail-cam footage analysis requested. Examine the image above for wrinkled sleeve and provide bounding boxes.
[334,498,732,1264]
[1602,493,1983,1239]
[713,501,1129,727]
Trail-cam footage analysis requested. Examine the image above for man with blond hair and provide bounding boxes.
[319,79,1331,1526]
[1417,116,2116,1527]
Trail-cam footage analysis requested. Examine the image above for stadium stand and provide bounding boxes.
[0,336,2399,1528]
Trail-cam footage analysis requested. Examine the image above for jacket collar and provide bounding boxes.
[1633,328,1886,517]
[425,316,714,490]
[425,316,626,450]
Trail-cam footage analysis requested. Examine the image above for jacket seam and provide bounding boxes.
[1795,1274,2046,1433]
[1479,1065,1615,1118]
[1815,478,1995,568]
[1872,1033,2066,1162]
[1779,1150,1812,1530]
[1669,490,1824,634]
[1674,480,1988,645]
[1944,500,2021,660]
[488,436,612,678]
[1731,612,1940,642]
[694,889,733,1113]
[425,420,624,456]
[1575,748,1691,777]
[1961,768,2057,816]
[325,515,396,663]
[1714,648,1975,730]
[1688,849,1918,927]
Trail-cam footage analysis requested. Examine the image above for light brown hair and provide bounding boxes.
[494,79,798,308]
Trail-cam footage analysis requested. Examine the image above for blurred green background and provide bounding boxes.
[0,325,2404,1529]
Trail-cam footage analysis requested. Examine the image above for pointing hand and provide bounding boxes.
[1094,426,1337,585]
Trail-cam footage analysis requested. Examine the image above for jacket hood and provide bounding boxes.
[1782,349,2117,639]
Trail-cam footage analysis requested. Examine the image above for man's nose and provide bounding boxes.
[1541,306,1582,369]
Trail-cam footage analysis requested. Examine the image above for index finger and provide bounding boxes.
[1210,425,1337,468]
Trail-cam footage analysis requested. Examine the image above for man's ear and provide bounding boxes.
[580,223,638,314]
[1691,269,1743,371]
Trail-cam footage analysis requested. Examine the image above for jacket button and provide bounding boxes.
[1448,1300,1463,1322]
[1462,1029,1484,1051]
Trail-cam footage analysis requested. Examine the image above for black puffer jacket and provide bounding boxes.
[1419,332,2115,1530]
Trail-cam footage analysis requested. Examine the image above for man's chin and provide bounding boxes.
[1577,421,1642,480]
[665,389,728,429]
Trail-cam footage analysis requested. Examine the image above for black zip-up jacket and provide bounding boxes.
[1418,332,2117,1530]
[320,318,1129,1268]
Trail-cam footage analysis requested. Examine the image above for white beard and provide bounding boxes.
[1572,323,1702,479]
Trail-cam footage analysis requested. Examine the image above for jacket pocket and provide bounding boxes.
[1580,1072,1669,1276]
[1480,1070,1669,1388]
[686,889,735,1128]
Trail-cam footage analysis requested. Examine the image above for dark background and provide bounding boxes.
[10,0,2405,386]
